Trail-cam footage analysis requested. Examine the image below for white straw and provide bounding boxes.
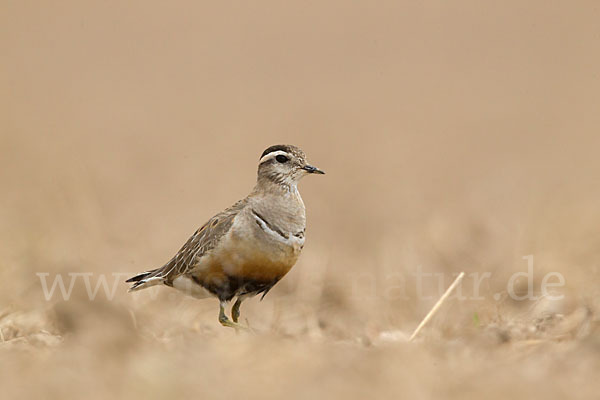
[409,272,465,342]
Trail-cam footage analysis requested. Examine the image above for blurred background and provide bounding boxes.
[1,1,600,399]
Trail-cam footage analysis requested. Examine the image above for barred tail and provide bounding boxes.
[126,270,165,292]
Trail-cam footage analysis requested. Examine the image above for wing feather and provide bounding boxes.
[138,199,246,285]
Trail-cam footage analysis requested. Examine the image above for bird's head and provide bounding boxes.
[257,144,324,188]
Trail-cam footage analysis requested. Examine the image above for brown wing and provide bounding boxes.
[148,199,247,283]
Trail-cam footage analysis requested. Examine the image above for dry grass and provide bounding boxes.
[2,1,600,399]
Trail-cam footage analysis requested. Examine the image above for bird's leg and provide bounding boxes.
[231,297,245,323]
[218,301,246,330]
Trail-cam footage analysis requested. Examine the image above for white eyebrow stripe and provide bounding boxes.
[259,150,291,164]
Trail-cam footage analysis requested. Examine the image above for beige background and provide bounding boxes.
[1,1,600,399]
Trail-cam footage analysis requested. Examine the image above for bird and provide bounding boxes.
[126,144,324,329]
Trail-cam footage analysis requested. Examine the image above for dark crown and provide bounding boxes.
[260,144,304,160]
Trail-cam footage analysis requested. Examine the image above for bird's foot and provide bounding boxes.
[219,301,250,332]
[218,315,249,331]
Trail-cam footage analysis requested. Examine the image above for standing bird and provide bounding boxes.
[126,145,324,329]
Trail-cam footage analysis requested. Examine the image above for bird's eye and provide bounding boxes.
[275,155,289,163]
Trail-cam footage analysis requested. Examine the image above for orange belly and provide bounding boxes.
[189,229,300,300]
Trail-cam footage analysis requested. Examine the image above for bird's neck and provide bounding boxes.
[254,176,299,196]
[250,179,306,231]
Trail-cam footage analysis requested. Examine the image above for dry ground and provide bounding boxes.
[2,1,600,399]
